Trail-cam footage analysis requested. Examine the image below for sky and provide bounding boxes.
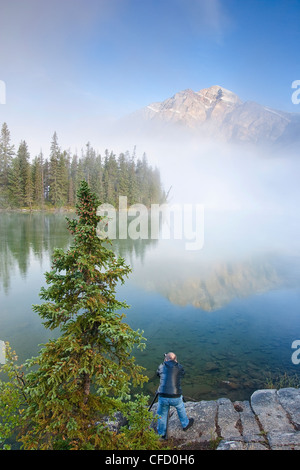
[0,0,300,159]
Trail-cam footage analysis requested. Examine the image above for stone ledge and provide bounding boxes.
[151,387,300,450]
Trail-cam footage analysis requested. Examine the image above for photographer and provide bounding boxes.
[156,352,194,439]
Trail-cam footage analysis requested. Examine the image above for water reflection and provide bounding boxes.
[132,253,282,311]
[0,212,71,293]
[0,212,158,294]
[1,211,299,313]
[0,212,300,400]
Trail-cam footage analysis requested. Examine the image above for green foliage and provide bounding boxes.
[0,180,160,450]
[0,344,26,450]
[0,123,15,206]
[118,395,163,450]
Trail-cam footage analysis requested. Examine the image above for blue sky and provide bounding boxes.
[0,0,300,156]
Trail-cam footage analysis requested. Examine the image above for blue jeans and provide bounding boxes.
[156,395,189,436]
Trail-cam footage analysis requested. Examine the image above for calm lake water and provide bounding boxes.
[1,211,300,401]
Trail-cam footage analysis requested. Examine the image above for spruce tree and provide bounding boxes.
[56,150,69,206]
[8,140,31,207]
[8,157,23,207]
[127,155,139,206]
[32,152,45,208]
[49,131,60,205]
[117,152,130,198]
[0,123,15,205]
[21,181,149,450]
[24,160,33,210]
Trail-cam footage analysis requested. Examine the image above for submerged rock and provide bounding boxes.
[204,362,219,372]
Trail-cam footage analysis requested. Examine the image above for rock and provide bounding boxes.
[217,439,268,451]
[250,389,295,433]
[150,387,300,450]
[221,380,239,390]
[102,411,128,433]
[204,362,219,372]
[277,387,300,429]
[233,400,262,439]
[151,400,218,442]
[217,398,241,439]
[267,431,300,450]
[183,401,218,442]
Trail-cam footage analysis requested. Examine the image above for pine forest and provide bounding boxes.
[0,122,166,210]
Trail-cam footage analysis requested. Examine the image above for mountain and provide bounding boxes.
[133,85,300,148]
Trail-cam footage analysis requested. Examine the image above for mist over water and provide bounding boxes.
[1,118,300,400]
[105,113,300,261]
[91,117,300,397]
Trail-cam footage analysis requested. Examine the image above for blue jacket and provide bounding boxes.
[156,360,185,397]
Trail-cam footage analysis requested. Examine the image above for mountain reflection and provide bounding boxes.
[0,213,296,311]
[131,255,284,311]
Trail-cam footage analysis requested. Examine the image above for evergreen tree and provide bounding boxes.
[127,155,139,206]
[74,158,84,199]
[0,123,15,205]
[81,142,94,186]
[21,181,149,450]
[102,150,118,205]
[32,152,45,208]
[117,152,130,198]
[8,140,31,207]
[43,157,50,203]
[8,157,23,207]
[56,150,69,206]
[92,153,104,201]
[24,159,33,209]
[49,132,60,205]
[68,153,78,203]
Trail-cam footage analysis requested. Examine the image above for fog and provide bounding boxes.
[101,115,300,264]
[22,108,299,263]
[108,125,300,309]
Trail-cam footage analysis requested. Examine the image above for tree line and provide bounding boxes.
[0,122,166,209]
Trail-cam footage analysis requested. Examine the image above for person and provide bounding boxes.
[156,352,194,438]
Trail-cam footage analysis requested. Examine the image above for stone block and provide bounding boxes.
[250,389,295,433]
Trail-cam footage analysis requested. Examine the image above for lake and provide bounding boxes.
[1,210,300,402]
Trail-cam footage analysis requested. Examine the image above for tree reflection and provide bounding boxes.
[0,213,71,293]
[0,212,158,294]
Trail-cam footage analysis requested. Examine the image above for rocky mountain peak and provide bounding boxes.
[134,85,300,147]
[143,85,243,127]
[196,85,242,107]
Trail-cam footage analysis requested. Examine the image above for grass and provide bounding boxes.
[265,371,300,390]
